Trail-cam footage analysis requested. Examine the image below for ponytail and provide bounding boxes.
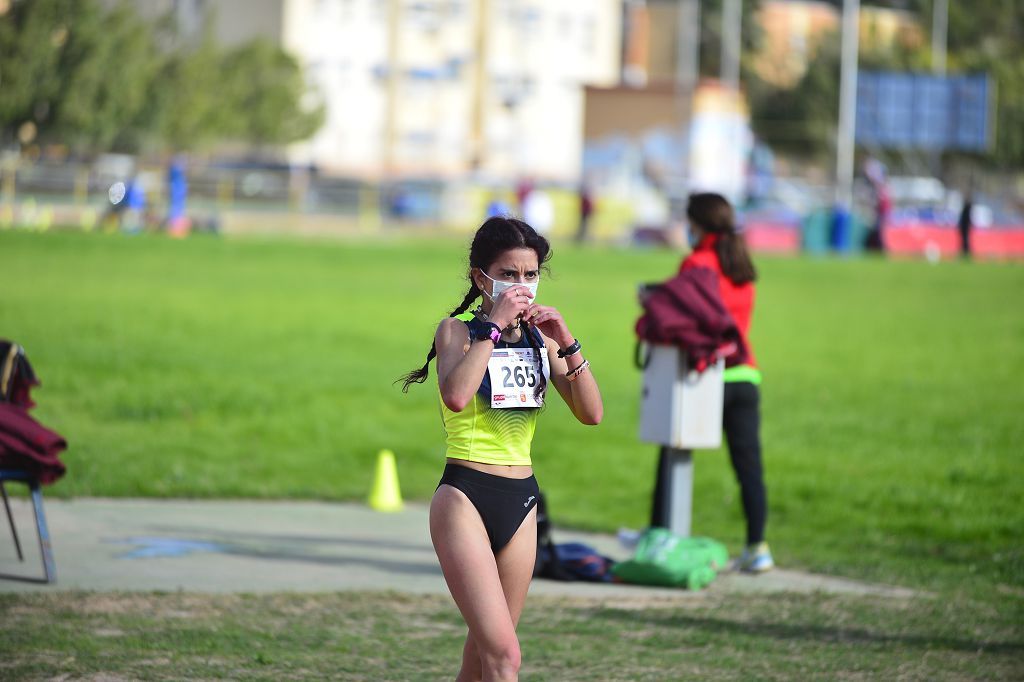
[687,192,757,285]
[715,232,757,285]
[397,284,480,392]
[523,324,548,402]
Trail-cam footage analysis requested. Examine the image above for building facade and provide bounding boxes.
[135,0,621,182]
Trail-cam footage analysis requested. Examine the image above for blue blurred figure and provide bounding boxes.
[122,176,146,234]
[485,192,512,219]
[166,156,189,237]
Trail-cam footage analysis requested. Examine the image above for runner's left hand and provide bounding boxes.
[523,305,573,348]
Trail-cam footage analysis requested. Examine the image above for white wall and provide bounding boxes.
[149,0,623,182]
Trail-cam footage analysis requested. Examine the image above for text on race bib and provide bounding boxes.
[487,348,549,409]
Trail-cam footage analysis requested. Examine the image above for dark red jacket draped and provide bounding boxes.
[635,262,750,372]
[0,341,67,484]
[680,233,758,368]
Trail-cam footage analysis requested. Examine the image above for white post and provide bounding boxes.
[932,0,948,75]
[676,0,701,188]
[383,0,401,176]
[721,0,742,91]
[676,0,701,92]
[835,0,860,209]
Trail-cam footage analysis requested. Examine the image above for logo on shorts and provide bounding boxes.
[524,495,535,508]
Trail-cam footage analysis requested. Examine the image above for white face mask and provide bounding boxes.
[480,270,539,303]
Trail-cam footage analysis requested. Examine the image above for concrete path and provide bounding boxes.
[0,498,913,599]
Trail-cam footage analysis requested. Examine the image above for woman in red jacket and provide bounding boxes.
[682,192,773,572]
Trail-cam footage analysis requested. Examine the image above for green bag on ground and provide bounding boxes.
[611,528,729,590]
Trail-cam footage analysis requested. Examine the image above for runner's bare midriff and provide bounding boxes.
[446,458,534,479]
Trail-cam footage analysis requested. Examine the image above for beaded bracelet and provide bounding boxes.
[565,359,590,382]
[557,339,581,359]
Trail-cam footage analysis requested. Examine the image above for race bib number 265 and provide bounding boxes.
[487,348,549,409]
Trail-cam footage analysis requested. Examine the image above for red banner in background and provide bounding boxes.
[884,221,1024,259]
[743,222,802,254]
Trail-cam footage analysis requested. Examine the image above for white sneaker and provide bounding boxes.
[737,542,774,573]
[617,528,642,549]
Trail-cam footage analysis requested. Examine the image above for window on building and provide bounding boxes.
[446,1,466,19]
[582,15,596,54]
[559,12,572,37]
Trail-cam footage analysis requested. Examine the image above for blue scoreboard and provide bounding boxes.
[855,72,993,151]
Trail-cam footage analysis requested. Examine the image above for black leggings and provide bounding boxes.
[650,381,767,545]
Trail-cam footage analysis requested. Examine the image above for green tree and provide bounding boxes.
[218,38,325,148]
[898,0,1024,167]
[0,0,323,154]
[145,31,234,151]
[959,51,1024,168]
[144,35,324,152]
[0,0,160,151]
[901,0,1023,57]
[745,1,1024,169]
[699,0,765,80]
[746,33,841,160]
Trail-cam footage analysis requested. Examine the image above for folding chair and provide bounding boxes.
[0,469,56,583]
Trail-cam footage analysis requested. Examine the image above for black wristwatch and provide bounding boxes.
[557,339,582,358]
[475,322,502,344]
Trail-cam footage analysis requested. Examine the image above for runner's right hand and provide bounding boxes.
[489,286,534,330]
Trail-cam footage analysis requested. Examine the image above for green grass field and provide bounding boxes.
[1,230,1022,599]
[1,590,1020,680]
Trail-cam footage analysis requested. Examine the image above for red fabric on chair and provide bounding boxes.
[0,403,67,485]
[0,342,67,486]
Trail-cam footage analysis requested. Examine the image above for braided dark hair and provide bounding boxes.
[687,192,757,285]
[399,216,552,394]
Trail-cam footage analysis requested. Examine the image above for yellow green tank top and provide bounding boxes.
[440,314,544,466]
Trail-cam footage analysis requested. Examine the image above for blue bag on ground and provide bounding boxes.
[533,490,616,582]
[538,542,616,582]
[611,527,729,590]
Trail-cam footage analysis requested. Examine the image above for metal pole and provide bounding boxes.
[383,0,401,176]
[676,0,700,92]
[928,0,949,177]
[676,0,701,188]
[660,447,694,537]
[835,0,860,209]
[721,0,741,91]
[470,0,490,171]
[931,0,948,75]
[30,480,56,583]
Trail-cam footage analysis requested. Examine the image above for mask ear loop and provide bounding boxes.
[480,282,496,303]
[473,268,495,303]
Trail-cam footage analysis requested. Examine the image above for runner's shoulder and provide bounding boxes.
[436,316,471,343]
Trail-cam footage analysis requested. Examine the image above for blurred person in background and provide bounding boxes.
[679,193,772,572]
[165,156,189,238]
[522,186,554,236]
[865,181,890,253]
[575,182,595,243]
[863,157,889,253]
[400,216,602,681]
[121,175,146,234]
[485,191,512,219]
[514,177,534,209]
[958,191,974,259]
